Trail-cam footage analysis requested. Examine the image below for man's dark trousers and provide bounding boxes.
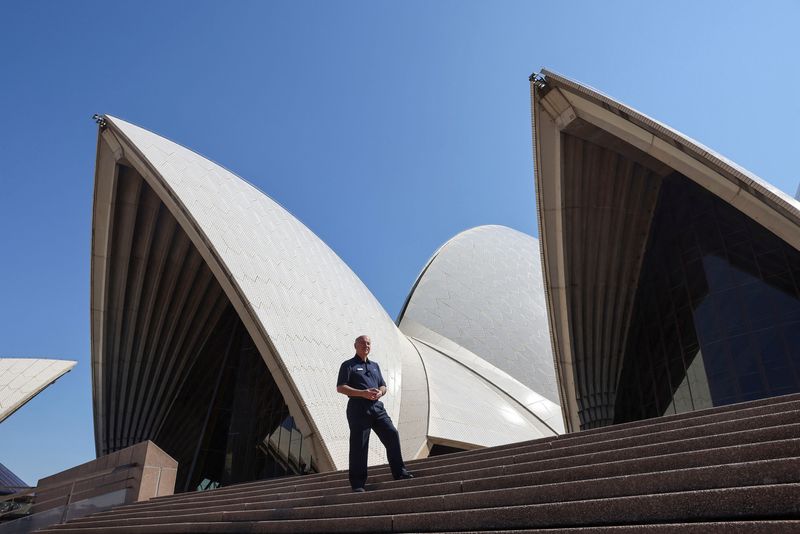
[347,399,405,489]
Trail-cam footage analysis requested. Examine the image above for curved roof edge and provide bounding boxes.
[396,224,524,325]
[397,224,559,402]
[94,116,337,469]
[539,69,800,246]
[0,358,76,424]
[403,320,563,435]
[532,69,800,432]
[92,115,428,470]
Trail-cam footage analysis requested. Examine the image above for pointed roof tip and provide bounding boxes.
[529,69,545,82]
[92,113,107,129]
[538,71,800,211]
[98,114,134,131]
[529,70,550,93]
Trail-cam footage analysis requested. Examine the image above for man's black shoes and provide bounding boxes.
[395,470,414,480]
[353,470,412,491]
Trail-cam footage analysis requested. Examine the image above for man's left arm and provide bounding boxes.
[377,365,387,398]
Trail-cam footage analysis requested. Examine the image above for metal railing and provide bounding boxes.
[0,464,137,534]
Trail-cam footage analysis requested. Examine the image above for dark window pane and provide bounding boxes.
[614,173,800,426]
[765,366,796,393]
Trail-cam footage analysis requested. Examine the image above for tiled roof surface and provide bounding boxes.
[399,225,559,403]
[0,358,76,424]
[107,117,428,469]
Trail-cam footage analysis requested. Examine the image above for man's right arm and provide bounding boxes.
[336,361,380,399]
[336,362,368,399]
[337,384,369,398]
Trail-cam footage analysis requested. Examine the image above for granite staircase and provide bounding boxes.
[38,393,800,533]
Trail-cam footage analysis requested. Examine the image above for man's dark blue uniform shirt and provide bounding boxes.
[337,355,386,400]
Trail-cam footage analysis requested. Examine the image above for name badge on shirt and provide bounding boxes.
[356,367,364,371]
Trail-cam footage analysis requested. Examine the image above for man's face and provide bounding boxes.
[354,336,371,359]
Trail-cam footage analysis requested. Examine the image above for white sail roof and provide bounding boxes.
[532,69,800,431]
[93,117,568,471]
[0,358,76,423]
[97,116,429,469]
[398,225,559,403]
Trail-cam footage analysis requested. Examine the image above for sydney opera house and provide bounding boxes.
[87,69,800,494]
[90,112,562,493]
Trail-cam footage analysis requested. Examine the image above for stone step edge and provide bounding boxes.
[133,408,800,508]
[405,394,800,465]
[147,396,800,499]
[67,456,800,525]
[437,521,800,534]
[36,519,800,534]
[389,483,800,533]
[79,438,800,519]
[39,484,800,533]
[116,418,800,508]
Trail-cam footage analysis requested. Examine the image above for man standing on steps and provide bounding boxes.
[336,334,414,492]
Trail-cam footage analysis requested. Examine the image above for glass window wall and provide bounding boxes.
[614,173,800,424]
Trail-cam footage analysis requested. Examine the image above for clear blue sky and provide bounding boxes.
[1,1,799,485]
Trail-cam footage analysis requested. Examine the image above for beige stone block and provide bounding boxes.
[143,441,177,470]
[129,466,144,485]
[98,469,129,494]
[75,462,94,479]
[94,451,110,471]
[37,464,69,487]
[73,478,95,494]
[31,492,68,514]
[137,466,160,501]
[115,446,134,467]
[130,441,149,466]
[156,467,177,497]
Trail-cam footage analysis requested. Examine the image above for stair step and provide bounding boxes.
[389,484,800,533]
[128,396,800,507]
[73,442,800,522]
[442,522,800,534]
[38,485,800,533]
[412,395,800,466]
[96,408,800,513]
[35,395,800,533]
[66,457,800,527]
[88,419,800,517]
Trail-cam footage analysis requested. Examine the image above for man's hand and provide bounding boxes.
[337,384,382,400]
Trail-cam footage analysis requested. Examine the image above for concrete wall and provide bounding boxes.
[32,441,176,514]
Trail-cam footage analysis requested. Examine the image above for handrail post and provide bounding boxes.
[59,480,76,524]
